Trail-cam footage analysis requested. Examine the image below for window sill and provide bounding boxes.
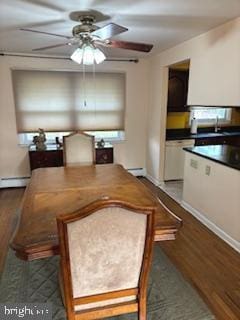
[105,139,126,144]
[18,140,126,149]
[18,143,30,148]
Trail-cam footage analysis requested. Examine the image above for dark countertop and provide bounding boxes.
[184,145,240,171]
[166,131,240,140]
[166,126,240,140]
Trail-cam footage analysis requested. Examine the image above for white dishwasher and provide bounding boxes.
[164,139,195,181]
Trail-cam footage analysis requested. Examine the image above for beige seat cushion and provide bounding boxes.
[67,207,147,299]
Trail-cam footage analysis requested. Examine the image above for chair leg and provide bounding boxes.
[138,299,147,320]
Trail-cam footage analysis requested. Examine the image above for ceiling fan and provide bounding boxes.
[20,11,153,65]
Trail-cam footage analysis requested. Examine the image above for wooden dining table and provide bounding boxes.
[11,164,182,260]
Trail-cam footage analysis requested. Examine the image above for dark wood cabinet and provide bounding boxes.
[167,69,189,112]
[195,137,226,146]
[29,148,63,170]
[29,145,114,170]
[95,147,114,164]
[226,136,240,147]
[195,135,240,146]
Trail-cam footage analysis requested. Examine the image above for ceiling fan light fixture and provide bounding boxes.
[94,47,106,64]
[70,48,83,64]
[71,43,106,65]
[82,44,95,65]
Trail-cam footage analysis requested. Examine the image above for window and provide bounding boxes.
[12,70,126,132]
[19,130,124,145]
[19,131,71,145]
[190,107,231,125]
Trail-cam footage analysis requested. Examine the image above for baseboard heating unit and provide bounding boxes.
[0,176,30,188]
[127,168,146,177]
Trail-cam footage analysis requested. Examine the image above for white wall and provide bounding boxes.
[182,151,240,251]
[146,57,168,185]
[0,56,149,179]
[146,17,240,183]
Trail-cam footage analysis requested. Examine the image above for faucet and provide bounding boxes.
[214,116,220,133]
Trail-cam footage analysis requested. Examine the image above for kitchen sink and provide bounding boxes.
[202,133,223,136]
[203,132,234,136]
[221,132,232,136]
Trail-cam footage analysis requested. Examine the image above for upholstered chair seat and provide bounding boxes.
[57,198,155,320]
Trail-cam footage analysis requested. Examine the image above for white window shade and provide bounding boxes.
[12,70,125,132]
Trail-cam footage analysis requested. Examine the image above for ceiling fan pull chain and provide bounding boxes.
[83,63,87,107]
[93,62,96,122]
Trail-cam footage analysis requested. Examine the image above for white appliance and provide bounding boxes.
[164,139,195,180]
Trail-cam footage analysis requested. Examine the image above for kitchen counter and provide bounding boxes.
[182,145,240,249]
[184,145,240,171]
[166,131,240,141]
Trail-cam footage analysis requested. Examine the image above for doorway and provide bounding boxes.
[161,60,191,203]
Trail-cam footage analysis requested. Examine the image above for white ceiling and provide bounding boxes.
[1,0,240,59]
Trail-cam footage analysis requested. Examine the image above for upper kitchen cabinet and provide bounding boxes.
[167,67,189,112]
[187,19,240,107]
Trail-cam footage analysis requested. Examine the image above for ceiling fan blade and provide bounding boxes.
[20,28,72,39]
[104,40,153,52]
[32,43,71,51]
[91,23,128,40]
[19,0,65,12]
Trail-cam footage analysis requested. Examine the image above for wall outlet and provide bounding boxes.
[205,165,211,176]
[190,159,198,169]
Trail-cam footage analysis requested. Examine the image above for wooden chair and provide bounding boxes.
[57,197,155,320]
[63,131,95,166]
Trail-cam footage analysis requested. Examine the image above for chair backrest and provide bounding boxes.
[57,198,155,320]
[63,131,95,166]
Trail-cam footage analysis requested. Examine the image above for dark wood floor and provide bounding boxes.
[0,182,240,320]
